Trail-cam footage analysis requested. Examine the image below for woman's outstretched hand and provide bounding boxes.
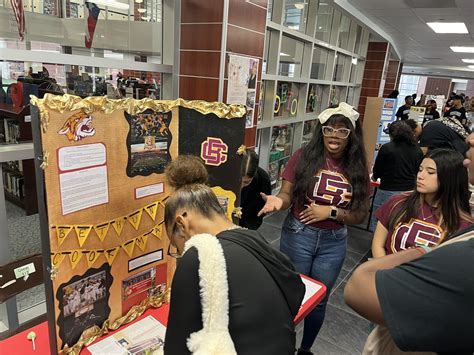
[257,193,283,216]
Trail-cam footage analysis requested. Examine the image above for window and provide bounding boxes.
[278,36,304,78]
[337,15,351,50]
[354,25,363,54]
[315,2,333,43]
[310,45,329,80]
[333,53,350,82]
[283,0,308,33]
[397,75,420,107]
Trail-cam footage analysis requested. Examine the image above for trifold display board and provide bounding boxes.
[362,97,397,169]
[30,95,246,354]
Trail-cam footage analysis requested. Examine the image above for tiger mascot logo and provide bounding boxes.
[58,111,96,141]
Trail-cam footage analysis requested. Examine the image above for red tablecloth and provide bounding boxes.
[0,277,325,354]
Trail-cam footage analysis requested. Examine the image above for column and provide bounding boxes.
[179,0,267,147]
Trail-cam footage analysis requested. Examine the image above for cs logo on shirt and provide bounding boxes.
[313,170,352,208]
[391,219,444,253]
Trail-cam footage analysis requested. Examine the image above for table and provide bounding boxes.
[0,276,326,354]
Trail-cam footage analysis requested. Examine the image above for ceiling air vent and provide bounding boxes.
[404,0,457,8]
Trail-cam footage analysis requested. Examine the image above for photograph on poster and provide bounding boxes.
[245,109,254,129]
[126,110,172,177]
[217,195,229,213]
[247,59,258,89]
[383,100,395,109]
[122,264,167,314]
[56,264,112,347]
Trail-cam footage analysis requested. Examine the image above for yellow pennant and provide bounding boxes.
[128,209,143,231]
[135,234,149,252]
[104,246,120,265]
[122,239,136,258]
[68,250,84,270]
[74,225,93,247]
[150,225,162,239]
[56,226,73,247]
[144,202,159,221]
[85,250,102,268]
[111,217,126,236]
[94,223,110,242]
[51,253,66,268]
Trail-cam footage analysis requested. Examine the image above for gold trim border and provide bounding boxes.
[62,289,170,355]
[30,94,246,132]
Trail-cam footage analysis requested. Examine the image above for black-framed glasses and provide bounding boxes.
[322,126,351,139]
[167,242,182,259]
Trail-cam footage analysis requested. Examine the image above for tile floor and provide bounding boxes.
[259,210,373,354]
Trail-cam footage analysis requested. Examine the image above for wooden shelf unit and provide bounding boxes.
[0,104,38,215]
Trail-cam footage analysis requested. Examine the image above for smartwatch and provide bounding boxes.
[329,206,338,220]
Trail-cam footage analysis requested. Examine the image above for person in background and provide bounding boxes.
[239,150,271,230]
[404,119,422,141]
[344,134,474,354]
[386,90,399,99]
[444,94,468,126]
[164,155,305,355]
[422,99,440,126]
[419,113,469,154]
[369,121,423,231]
[395,96,413,120]
[372,148,472,258]
[258,103,370,355]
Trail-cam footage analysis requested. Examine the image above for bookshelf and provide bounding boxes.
[0,104,38,215]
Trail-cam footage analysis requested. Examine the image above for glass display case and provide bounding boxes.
[269,124,294,193]
[274,81,300,118]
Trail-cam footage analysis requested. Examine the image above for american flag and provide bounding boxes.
[85,2,100,49]
[10,0,25,41]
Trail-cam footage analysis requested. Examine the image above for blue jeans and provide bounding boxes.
[280,213,348,350]
[369,189,404,231]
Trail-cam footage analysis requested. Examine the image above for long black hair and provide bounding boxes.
[387,149,471,237]
[241,150,259,178]
[293,114,369,211]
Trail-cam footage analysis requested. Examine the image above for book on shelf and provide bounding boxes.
[2,119,20,144]
[2,170,25,199]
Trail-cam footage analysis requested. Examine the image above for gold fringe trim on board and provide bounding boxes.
[30,94,246,133]
[61,288,170,355]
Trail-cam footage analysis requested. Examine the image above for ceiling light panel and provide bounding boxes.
[451,46,474,53]
[427,22,468,33]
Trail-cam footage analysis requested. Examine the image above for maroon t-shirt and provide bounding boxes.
[375,194,472,255]
[282,149,352,230]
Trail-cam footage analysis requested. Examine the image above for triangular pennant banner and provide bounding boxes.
[56,226,73,247]
[51,253,66,268]
[122,239,136,258]
[135,234,149,252]
[150,225,162,239]
[127,209,143,231]
[68,250,84,270]
[94,223,110,242]
[85,250,102,268]
[104,246,120,265]
[144,202,159,221]
[74,225,93,247]
[111,217,126,236]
